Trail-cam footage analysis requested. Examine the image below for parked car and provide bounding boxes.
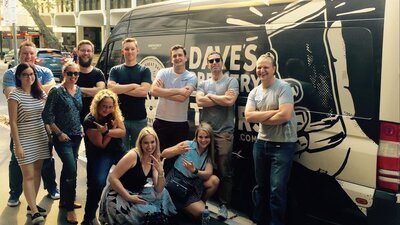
[3,49,18,63]
[35,48,69,82]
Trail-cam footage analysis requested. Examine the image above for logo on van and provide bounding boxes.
[140,56,165,127]
[140,56,165,81]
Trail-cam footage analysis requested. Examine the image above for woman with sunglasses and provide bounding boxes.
[43,62,82,224]
[8,63,50,224]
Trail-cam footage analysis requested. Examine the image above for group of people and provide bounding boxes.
[3,37,297,225]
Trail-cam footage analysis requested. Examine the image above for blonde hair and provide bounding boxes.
[134,127,160,159]
[62,62,79,73]
[194,122,215,165]
[90,89,124,124]
[77,40,95,51]
[122,37,138,47]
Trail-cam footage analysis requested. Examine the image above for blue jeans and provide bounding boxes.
[8,139,58,199]
[123,118,147,150]
[53,135,82,211]
[83,148,127,221]
[253,140,296,225]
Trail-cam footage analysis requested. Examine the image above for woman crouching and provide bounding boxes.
[99,127,176,225]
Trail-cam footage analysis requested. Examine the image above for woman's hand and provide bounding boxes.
[150,155,165,176]
[15,145,24,159]
[182,158,196,173]
[58,133,71,142]
[177,141,190,154]
[93,121,108,134]
[128,194,147,204]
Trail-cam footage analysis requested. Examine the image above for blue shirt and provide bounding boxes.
[3,65,54,89]
[174,140,208,178]
[42,85,82,136]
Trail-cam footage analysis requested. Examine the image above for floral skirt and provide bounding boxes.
[99,185,176,225]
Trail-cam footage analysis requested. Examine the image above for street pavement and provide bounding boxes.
[0,59,252,225]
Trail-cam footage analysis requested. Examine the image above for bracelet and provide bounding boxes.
[193,168,199,175]
[102,128,109,137]
[158,172,165,178]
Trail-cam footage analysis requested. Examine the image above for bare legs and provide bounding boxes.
[184,175,220,219]
[20,159,44,215]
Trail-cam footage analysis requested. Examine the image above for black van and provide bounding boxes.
[96,0,400,224]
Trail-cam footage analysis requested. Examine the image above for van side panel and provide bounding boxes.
[98,0,399,224]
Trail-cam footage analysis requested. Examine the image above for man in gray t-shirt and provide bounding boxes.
[196,51,239,220]
[245,53,297,225]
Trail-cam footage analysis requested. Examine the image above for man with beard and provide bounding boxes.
[76,40,106,123]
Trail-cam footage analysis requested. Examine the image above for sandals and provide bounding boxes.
[66,211,78,224]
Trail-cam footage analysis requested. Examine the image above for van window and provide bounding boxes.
[128,15,187,35]
[111,20,130,36]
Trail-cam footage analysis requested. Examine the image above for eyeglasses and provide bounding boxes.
[21,73,35,78]
[208,58,221,64]
[65,71,79,76]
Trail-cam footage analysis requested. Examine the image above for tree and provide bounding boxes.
[19,0,63,49]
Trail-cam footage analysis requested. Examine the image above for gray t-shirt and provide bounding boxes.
[155,67,197,122]
[197,75,239,133]
[246,79,297,142]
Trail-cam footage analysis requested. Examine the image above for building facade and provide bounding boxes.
[1,0,166,53]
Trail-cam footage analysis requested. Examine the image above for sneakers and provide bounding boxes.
[48,188,60,200]
[27,205,47,216]
[31,212,45,224]
[7,196,20,207]
[218,204,228,220]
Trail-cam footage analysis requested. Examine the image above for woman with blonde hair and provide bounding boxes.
[43,62,82,224]
[162,122,220,219]
[99,127,176,225]
[81,89,127,225]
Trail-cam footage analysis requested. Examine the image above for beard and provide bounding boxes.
[78,56,93,68]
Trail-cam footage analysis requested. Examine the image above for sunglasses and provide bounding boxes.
[208,58,221,64]
[65,71,79,76]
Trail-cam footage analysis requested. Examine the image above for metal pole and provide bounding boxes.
[105,0,110,41]
[12,22,18,64]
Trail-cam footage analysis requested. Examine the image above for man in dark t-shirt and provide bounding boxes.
[76,40,106,122]
[108,37,151,149]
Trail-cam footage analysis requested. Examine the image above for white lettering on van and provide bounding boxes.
[244,44,257,72]
[189,44,259,93]
[237,106,259,132]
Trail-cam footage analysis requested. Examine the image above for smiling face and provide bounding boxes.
[171,48,187,68]
[18,67,36,87]
[196,129,211,151]
[141,134,157,155]
[97,97,114,119]
[256,56,276,87]
[122,41,139,63]
[19,46,37,64]
[78,44,94,67]
[63,64,80,84]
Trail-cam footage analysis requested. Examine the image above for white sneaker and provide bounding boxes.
[218,204,228,220]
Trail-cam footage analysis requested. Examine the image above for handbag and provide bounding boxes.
[165,157,208,199]
[165,174,190,199]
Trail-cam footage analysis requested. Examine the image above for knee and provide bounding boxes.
[210,175,220,187]
[186,207,203,219]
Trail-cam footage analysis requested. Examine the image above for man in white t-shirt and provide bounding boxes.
[150,44,197,173]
